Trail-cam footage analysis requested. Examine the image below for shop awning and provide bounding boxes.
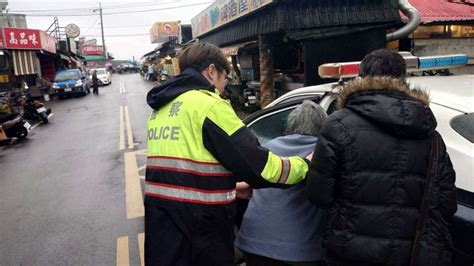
[405,0,474,23]
[83,55,107,61]
[12,50,39,75]
[220,41,257,56]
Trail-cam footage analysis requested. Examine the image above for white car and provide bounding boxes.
[244,69,473,263]
[90,68,111,86]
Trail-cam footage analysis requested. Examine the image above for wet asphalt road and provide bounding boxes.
[0,73,154,265]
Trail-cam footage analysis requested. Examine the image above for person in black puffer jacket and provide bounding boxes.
[306,49,457,266]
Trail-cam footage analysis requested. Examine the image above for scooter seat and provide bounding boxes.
[0,113,18,124]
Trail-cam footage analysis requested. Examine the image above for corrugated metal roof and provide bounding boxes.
[408,0,474,23]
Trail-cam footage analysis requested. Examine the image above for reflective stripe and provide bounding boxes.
[277,158,291,184]
[147,156,233,177]
[145,182,236,205]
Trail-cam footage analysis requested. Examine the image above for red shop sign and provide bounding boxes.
[3,28,42,50]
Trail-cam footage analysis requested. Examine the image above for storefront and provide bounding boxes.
[141,23,193,80]
[192,0,401,107]
[398,0,474,74]
[0,27,58,95]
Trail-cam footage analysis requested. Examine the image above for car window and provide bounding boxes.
[55,71,80,81]
[97,69,106,75]
[249,107,295,144]
[450,112,474,143]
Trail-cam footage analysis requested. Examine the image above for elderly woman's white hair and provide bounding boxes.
[285,100,327,137]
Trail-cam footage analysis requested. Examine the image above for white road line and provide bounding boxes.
[119,106,125,150]
[116,236,130,266]
[123,83,127,93]
[125,151,144,219]
[124,106,134,149]
[30,123,41,131]
[138,233,145,266]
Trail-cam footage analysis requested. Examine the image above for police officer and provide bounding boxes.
[145,42,310,266]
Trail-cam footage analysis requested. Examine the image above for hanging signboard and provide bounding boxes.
[1,28,57,53]
[40,31,57,54]
[191,0,274,38]
[3,28,42,50]
[82,45,104,55]
[149,21,181,44]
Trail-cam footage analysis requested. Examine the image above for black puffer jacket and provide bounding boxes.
[307,77,457,265]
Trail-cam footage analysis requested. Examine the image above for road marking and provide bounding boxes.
[125,151,144,219]
[47,113,54,119]
[30,122,40,131]
[138,233,145,266]
[123,83,127,93]
[135,149,148,155]
[119,106,125,150]
[116,236,129,266]
[124,106,134,149]
[137,165,146,172]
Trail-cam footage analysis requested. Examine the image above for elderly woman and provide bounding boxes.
[235,100,328,266]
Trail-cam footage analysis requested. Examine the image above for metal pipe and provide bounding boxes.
[386,0,421,42]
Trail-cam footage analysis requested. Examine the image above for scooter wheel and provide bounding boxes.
[41,114,49,124]
[16,126,28,139]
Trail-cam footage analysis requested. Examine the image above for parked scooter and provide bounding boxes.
[0,113,30,139]
[16,94,51,123]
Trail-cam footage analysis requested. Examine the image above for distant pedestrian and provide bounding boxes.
[145,42,310,266]
[92,70,99,95]
[306,49,457,266]
[235,100,328,266]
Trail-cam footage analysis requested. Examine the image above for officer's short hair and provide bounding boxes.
[286,100,327,137]
[359,49,406,80]
[179,42,231,74]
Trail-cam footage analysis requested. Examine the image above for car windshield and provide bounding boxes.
[55,71,81,82]
[96,69,106,75]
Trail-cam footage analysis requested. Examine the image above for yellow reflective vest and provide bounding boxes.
[146,88,309,205]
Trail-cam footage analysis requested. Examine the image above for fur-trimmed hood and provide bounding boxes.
[337,76,437,138]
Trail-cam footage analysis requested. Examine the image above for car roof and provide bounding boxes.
[407,75,473,114]
[272,74,473,113]
[57,69,80,73]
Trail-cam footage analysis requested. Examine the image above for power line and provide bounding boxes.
[9,1,176,12]
[82,33,150,37]
[82,17,101,35]
[103,25,151,29]
[18,2,212,17]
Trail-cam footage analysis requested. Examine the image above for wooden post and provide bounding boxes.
[259,35,273,108]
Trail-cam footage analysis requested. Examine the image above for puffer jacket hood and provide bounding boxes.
[147,68,212,110]
[338,77,437,139]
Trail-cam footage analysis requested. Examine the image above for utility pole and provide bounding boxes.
[99,2,107,59]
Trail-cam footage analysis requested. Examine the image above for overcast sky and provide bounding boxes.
[7,0,213,60]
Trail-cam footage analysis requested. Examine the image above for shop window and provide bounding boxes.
[413,25,474,39]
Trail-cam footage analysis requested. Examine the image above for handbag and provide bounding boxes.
[410,134,440,266]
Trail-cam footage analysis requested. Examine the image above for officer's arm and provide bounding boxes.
[202,100,309,189]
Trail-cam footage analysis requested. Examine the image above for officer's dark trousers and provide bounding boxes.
[145,201,235,266]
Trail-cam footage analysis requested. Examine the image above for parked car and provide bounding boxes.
[52,69,89,98]
[117,63,140,74]
[243,61,473,265]
[89,68,111,86]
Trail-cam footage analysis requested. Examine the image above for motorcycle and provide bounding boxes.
[16,95,51,123]
[0,113,30,140]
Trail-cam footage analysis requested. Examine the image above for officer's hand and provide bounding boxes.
[306,152,313,161]
[236,182,252,200]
